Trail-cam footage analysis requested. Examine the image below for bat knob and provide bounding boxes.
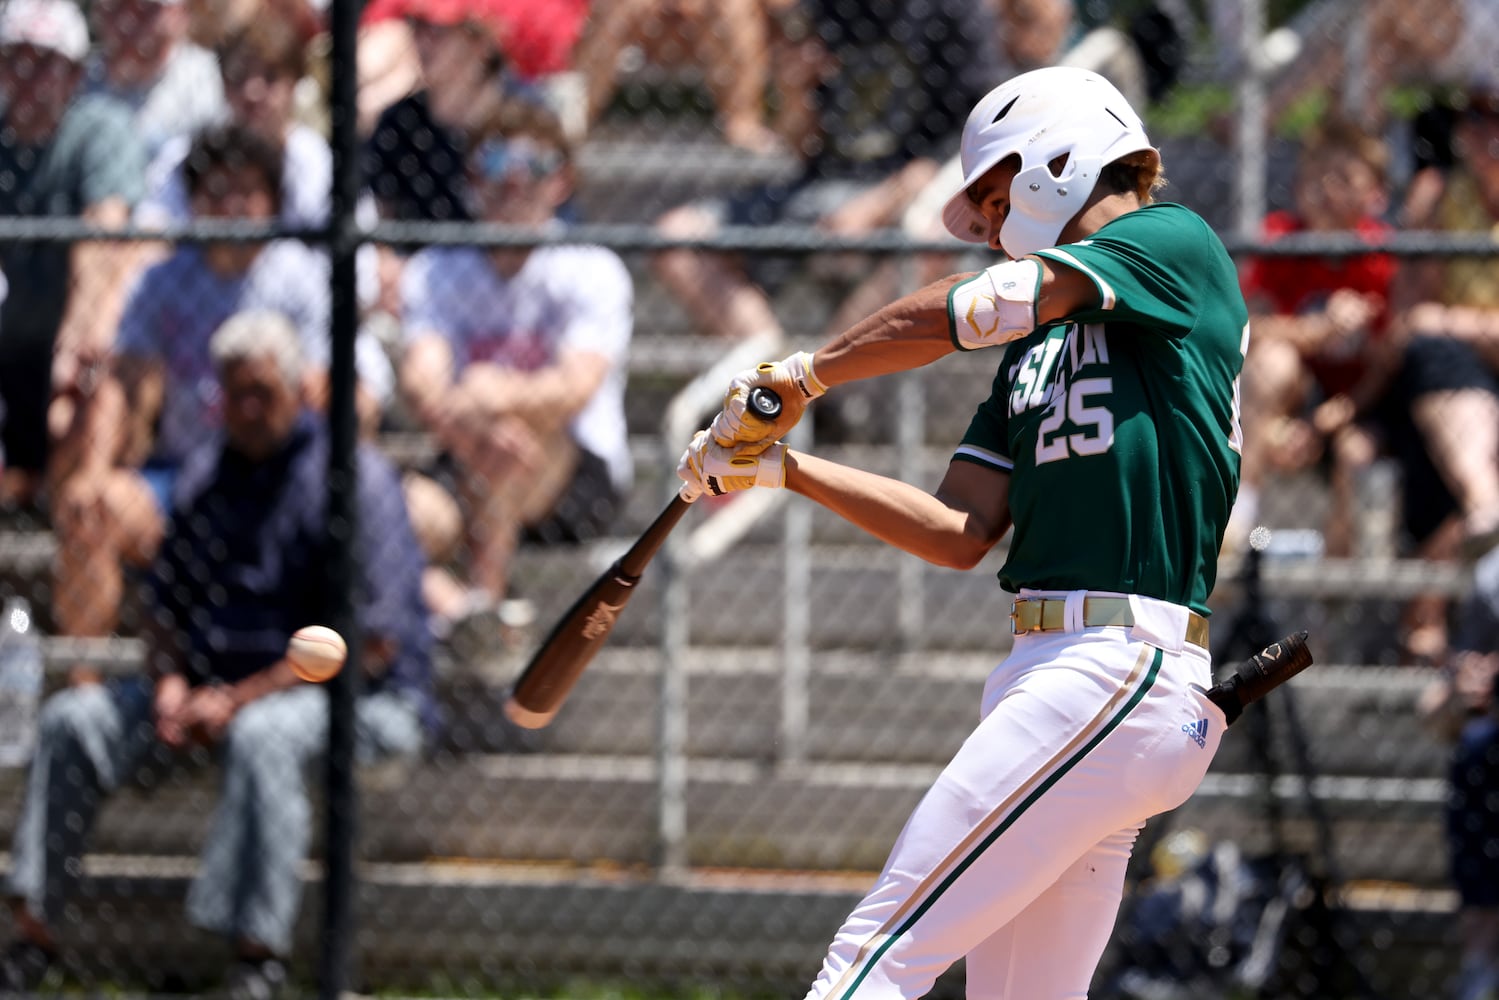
[747,386,782,421]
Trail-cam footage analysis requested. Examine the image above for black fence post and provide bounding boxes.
[320,0,363,992]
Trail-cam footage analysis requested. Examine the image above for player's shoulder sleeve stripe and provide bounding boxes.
[953,443,1013,471]
[1034,248,1116,310]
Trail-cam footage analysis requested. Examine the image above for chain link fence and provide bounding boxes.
[1,0,1499,996]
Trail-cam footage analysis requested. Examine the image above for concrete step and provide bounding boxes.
[12,634,1454,779]
[0,853,1464,997]
[0,750,1452,888]
[5,853,1452,997]
[456,652,1450,780]
[0,856,879,995]
[19,619,1448,776]
[515,542,1019,651]
[503,544,1457,660]
[1179,772,1450,888]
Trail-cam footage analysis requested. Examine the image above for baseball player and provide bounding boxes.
[676,67,1248,999]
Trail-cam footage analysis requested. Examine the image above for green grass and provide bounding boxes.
[1147,82,1236,139]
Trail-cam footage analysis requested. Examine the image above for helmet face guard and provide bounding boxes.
[942,67,1156,259]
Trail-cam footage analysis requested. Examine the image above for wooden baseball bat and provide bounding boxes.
[503,387,784,729]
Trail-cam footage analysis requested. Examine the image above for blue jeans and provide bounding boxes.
[4,678,422,955]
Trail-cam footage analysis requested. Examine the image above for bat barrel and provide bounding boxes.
[501,563,646,730]
[503,699,557,729]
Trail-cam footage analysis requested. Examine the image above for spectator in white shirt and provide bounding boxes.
[398,102,633,632]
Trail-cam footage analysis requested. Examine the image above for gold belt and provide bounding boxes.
[1010,597,1209,650]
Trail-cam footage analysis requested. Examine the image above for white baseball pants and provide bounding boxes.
[804,590,1224,1000]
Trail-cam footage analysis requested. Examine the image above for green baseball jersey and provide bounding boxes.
[949,203,1247,615]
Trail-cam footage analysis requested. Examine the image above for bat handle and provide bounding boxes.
[746,386,783,422]
[1209,630,1313,726]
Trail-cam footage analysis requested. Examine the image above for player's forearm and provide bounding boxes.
[810,275,966,388]
[784,450,999,569]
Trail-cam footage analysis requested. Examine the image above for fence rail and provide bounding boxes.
[1,217,1497,257]
[2,0,1497,993]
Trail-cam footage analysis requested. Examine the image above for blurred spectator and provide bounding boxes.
[355,15,422,136]
[45,124,391,657]
[1393,76,1499,554]
[1245,0,1467,130]
[136,17,323,228]
[653,0,990,350]
[0,0,146,508]
[0,311,433,996]
[1117,1,1190,105]
[183,0,321,53]
[397,102,632,633]
[573,0,784,151]
[1300,76,1499,662]
[361,0,519,222]
[0,269,5,479]
[83,0,226,163]
[356,0,585,140]
[1419,546,1499,1000]
[991,0,1146,105]
[493,0,588,80]
[135,17,401,389]
[1233,119,1397,557]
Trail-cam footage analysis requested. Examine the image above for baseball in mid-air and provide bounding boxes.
[287,625,348,683]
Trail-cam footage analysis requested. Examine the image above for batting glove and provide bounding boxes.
[709,351,826,452]
[677,430,787,501]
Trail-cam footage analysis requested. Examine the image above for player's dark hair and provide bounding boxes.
[182,123,285,212]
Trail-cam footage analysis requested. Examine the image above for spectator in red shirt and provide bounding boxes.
[1234,118,1397,558]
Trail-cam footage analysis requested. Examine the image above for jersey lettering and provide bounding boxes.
[1009,343,1043,414]
[1031,325,1117,465]
[1036,376,1116,464]
[1010,327,1075,416]
[1027,338,1066,409]
[1067,322,1110,371]
[1227,321,1249,454]
[959,204,1247,614]
[1067,378,1115,456]
[1034,370,1070,464]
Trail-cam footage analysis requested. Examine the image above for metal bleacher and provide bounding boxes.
[0,127,1478,994]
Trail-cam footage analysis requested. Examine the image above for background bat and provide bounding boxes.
[503,387,784,729]
[1206,630,1314,726]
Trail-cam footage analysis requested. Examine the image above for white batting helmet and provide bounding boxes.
[942,67,1156,259]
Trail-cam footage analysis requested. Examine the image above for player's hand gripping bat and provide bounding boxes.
[503,387,784,729]
[1206,630,1314,726]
